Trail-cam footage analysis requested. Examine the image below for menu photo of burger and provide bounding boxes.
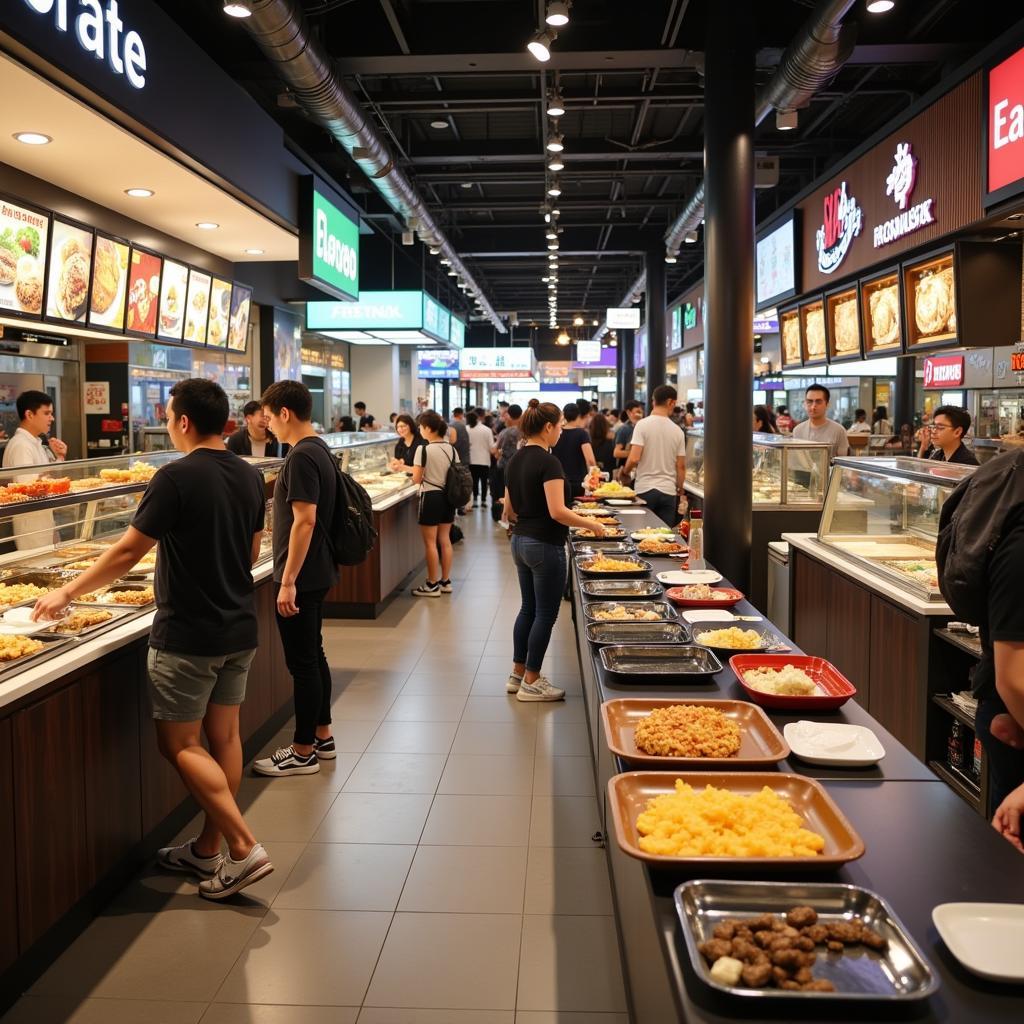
[207,277,232,349]
[46,217,94,323]
[87,232,130,332]
[183,268,212,345]
[0,194,50,319]
[125,247,163,336]
[156,258,188,342]
[227,283,253,353]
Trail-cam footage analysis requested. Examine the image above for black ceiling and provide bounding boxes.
[158,0,1021,335]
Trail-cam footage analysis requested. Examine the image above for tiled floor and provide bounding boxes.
[5,512,629,1024]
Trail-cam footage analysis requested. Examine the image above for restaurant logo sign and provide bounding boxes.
[873,143,935,249]
[923,354,964,388]
[23,0,148,89]
[299,178,360,301]
[815,181,862,274]
[988,46,1024,199]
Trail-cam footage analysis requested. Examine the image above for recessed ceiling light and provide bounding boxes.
[244,248,265,255]
[124,187,154,198]
[223,1,253,16]
[430,119,450,129]
[14,132,52,146]
[460,182,473,189]
[196,222,220,230]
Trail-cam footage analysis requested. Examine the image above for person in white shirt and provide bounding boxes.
[466,411,495,508]
[847,408,872,434]
[792,384,850,460]
[621,384,687,526]
[1,390,68,550]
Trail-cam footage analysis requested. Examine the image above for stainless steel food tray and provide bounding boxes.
[583,600,674,622]
[586,621,690,646]
[580,579,663,599]
[575,556,652,578]
[674,880,938,1002]
[77,583,155,608]
[0,634,76,681]
[42,604,136,639]
[572,542,637,557]
[599,644,722,680]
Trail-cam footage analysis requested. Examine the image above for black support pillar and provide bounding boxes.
[703,0,754,591]
[645,250,667,407]
[893,355,917,434]
[620,329,635,406]
[441,380,451,420]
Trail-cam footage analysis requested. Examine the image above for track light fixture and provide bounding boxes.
[546,229,557,240]
[547,181,562,197]
[664,253,678,264]
[546,2,571,27]
[776,108,798,131]
[546,90,566,118]
[573,316,584,326]
[223,1,253,17]
[684,229,698,244]
[527,29,555,62]
[866,0,895,11]
[547,156,565,172]
[546,132,564,153]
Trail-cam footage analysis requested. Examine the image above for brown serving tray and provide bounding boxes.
[607,770,865,870]
[601,698,790,769]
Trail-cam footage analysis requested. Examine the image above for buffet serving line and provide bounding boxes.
[567,495,1024,1023]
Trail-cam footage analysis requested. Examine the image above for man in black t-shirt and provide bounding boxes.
[33,379,272,900]
[255,380,339,780]
[354,401,376,431]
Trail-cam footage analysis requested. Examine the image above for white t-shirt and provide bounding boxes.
[847,422,871,434]
[467,423,494,466]
[1,427,57,550]
[251,439,268,458]
[793,417,850,459]
[414,440,456,493]
[629,414,686,495]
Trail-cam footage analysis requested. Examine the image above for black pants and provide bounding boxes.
[977,696,1024,812]
[639,488,679,527]
[275,586,331,746]
[490,463,505,521]
[470,465,489,502]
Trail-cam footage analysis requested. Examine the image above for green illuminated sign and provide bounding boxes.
[299,177,360,301]
[684,303,698,331]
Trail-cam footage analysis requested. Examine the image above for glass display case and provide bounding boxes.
[319,432,417,506]
[817,456,976,601]
[684,429,831,507]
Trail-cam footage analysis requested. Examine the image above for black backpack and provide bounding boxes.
[936,448,1024,629]
[327,458,378,566]
[444,446,474,508]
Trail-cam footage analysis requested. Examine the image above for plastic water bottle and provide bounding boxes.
[689,510,705,570]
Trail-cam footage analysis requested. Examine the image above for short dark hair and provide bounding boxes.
[242,400,262,418]
[854,408,867,419]
[625,400,643,413]
[806,384,830,401]
[507,403,523,419]
[418,409,447,436]
[169,378,229,436]
[453,407,464,417]
[466,411,478,427]
[576,398,590,418]
[261,380,313,421]
[934,405,971,437]
[652,384,677,406]
[354,401,366,411]
[563,403,580,422]
[16,390,52,420]
[498,401,510,409]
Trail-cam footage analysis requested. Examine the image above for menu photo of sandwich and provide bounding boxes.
[46,218,93,323]
[126,248,162,336]
[87,233,130,331]
[801,300,826,363]
[207,277,232,348]
[183,268,212,345]
[828,289,861,359]
[156,258,188,342]
[780,309,802,368]
[227,283,253,353]
[0,195,49,318]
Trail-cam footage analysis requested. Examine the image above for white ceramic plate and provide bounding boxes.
[614,509,647,516]
[631,532,676,542]
[0,607,53,636]
[606,498,635,506]
[932,903,1024,982]
[657,569,723,585]
[783,721,885,767]
[681,609,737,623]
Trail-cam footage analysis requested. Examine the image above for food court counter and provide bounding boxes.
[568,504,1024,1023]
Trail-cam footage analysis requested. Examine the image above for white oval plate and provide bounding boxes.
[657,570,723,585]
[0,606,53,635]
[631,532,676,542]
[783,721,885,767]
[681,609,736,623]
[932,903,1024,982]
[606,498,634,506]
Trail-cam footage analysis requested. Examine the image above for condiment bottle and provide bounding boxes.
[689,509,705,570]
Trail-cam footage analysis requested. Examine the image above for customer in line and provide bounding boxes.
[354,402,376,431]
[847,409,872,434]
[33,379,271,899]
[448,407,472,515]
[491,403,523,523]
[466,410,494,507]
[753,405,778,434]
[390,413,424,470]
[255,380,339,778]
[613,400,644,469]
[872,405,892,435]
[925,406,979,465]
[621,384,687,526]
[792,384,850,459]
[551,403,595,498]
[226,400,286,458]
[775,405,794,433]
[410,410,457,596]
[503,399,610,701]
[589,412,617,474]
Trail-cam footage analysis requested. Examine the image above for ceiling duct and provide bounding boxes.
[239,0,505,331]
[662,0,857,256]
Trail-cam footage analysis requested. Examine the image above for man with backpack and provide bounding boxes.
[254,381,340,777]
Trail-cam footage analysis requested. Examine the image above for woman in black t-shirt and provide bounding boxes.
[589,413,616,475]
[551,403,596,498]
[390,413,425,470]
[503,400,609,702]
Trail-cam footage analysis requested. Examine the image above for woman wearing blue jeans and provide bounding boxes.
[502,399,611,701]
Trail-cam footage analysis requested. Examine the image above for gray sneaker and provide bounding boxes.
[506,671,524,694]
[156,837,223,879]
[516,676,565,702]
[198,843,273,900]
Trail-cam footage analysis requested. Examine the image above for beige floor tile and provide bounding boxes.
[359,1012,513,1024]
[461,695,538,724]
[342,752,447,794]
[532,756,596,797]
[322,719,381,752]
[365,720,458,755]
[332,692,398,721]
[364,913,522,1009]
[203,1007,358,1024]
[523,847,614,916]
[234,782,340,843]
[421,794,532,846]
[401,674,475,697]
[215,909,391,1005]
[452,721,536,757]
[536,722,592,757]
[529,796,602,848]
[438,754,534,796]
[272,843,415,911]
[313,792,433,844]
[398,845,527,913]
[534,698,588,725]
[2,997,206,1024]
[516,916,627,1012]
[385,694,469,722]
[31,899,262,1001]
[415,653,484,672]
[515,1014,628,1024]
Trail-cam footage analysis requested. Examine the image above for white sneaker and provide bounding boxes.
[253,745,320,777]
[506,672,523,694]
[516,676,565,702]
[412,581,441,598]
[198,843,274,901]
[156,837,223,879]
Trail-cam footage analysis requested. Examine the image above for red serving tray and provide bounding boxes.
[729,655,857,711]
[665,586,744,609]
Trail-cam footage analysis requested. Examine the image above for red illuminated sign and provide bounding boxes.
[988,47,1024,198]
[923,355,964,389]
[1010,351,1024,373]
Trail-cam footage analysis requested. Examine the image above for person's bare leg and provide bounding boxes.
[437,523,453,579]
[156,720,257,861]
[420,524,440,580]
[194,703,244,856]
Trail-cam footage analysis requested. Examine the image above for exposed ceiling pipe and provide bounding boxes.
[661,0,857,256]
[239,0,505,331]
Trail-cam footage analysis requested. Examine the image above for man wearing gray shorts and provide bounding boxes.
[34,379,271,900]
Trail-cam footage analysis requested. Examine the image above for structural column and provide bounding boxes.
[893,355,916,434]
[645,249,667,407]
[620,328,635,406]
[703,0,754,590]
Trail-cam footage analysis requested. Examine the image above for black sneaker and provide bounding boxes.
[439,579,453,593]
[252,745,320,777]
[313,736,337,760]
